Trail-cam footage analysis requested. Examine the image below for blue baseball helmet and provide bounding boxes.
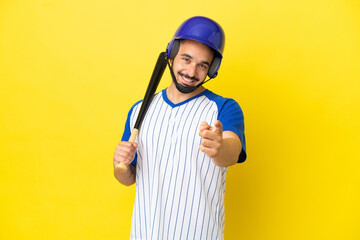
[166,16,225,78]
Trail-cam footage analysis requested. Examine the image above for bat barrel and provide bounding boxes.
[134,52,167,129]
[115,52,167,175]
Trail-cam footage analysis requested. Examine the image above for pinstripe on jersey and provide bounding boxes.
[122,89,246,240]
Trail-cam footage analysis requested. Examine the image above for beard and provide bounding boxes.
[173,71,204,94]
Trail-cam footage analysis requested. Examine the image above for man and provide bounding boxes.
[113,16,247,240]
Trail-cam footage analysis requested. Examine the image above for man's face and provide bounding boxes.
[171,39,214,89]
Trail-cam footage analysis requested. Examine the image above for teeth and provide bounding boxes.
[182,76,193,83]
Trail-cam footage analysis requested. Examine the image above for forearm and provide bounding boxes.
[212,136,242,167]
[114,164,136,186]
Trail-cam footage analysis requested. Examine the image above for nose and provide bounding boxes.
[186,63,197,77]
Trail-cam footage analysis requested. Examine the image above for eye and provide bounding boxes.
[182,58,190,63]
[199,64,208,70]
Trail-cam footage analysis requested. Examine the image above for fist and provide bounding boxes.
[199,120,223,158]
[113,141,138,168]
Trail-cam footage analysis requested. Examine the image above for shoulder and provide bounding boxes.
[126,99,142,118]
[127,90,164,116]
[130,99,143,111]
[203,90,243,116]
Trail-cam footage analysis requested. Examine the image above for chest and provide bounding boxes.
[134,95,218,154]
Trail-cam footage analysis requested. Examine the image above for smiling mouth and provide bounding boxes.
[178,72,199,85]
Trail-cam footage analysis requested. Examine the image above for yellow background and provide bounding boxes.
[1,0,359,239]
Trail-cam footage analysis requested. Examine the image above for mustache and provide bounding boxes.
[178,72,200,82]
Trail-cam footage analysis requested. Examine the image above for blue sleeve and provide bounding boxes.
[121,103,139,165]
[217,99,247,163]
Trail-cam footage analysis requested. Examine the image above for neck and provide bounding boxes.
[166,83,206,104]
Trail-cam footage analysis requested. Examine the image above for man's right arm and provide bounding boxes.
[113,141,138,186]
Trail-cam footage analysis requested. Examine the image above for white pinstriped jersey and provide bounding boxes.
[121,89,246,240]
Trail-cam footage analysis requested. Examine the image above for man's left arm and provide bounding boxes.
[199,120,242,167]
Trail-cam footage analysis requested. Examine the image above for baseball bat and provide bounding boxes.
[115,52,168,173]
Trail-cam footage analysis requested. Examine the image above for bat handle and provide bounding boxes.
[114,129,139,174]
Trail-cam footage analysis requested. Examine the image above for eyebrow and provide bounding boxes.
[180,53,211,66]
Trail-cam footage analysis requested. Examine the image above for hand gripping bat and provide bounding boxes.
[114,52,168,173]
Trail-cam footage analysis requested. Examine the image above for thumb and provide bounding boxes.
[213,120,223,133]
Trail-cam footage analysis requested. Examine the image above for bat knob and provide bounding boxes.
[115,162,128,174]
